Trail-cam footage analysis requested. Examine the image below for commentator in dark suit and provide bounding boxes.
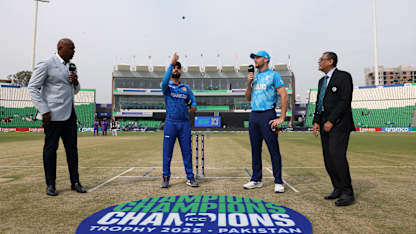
[28,38,86,196]
[313,52,355,206]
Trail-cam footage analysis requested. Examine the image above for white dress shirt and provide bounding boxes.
[324,67,336,87]
[56,53,70,70]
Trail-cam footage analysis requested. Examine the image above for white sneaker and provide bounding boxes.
[274,183,285,193]
[243,181,263,189]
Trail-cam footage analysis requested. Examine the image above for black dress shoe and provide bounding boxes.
[71,182,87,193]
[335,194,355,206]
[46,185,58,196]
[324,190,341,200]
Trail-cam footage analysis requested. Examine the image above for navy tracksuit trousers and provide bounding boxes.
[249,109,283,184]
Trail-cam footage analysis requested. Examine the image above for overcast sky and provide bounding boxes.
[1,0,415,103]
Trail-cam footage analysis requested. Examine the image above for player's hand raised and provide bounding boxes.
[171,53,179,66]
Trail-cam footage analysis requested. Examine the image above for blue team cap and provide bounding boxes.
[250,50,271,60]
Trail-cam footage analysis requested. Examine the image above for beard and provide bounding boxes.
[172,73,181,79]
[255,62,266,69]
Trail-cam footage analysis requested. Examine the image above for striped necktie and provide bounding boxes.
[317,75,329,114]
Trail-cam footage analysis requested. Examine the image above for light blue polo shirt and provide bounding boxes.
[250,68,285,111]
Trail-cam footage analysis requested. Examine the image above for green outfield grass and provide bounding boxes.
[0,131,415,233]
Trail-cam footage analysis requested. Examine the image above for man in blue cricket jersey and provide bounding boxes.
[244,50,289,193]
[160,53,198,188]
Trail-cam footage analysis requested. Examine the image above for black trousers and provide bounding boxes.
[42,110,79,186]
[320,128,354,196]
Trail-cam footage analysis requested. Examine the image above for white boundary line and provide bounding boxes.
[88,167,135,192]
[1,165,415,169]
[282,166,416,169]
[266,167,299,193]
[119,176,275,179]
[0,166,258,170]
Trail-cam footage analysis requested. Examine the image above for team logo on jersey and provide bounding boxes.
[181,87,187,92]
[76,195,313,234]
[265,75,271,81]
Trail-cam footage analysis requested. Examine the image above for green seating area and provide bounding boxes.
[75,103,95,127]
[304,103,316,128]
[0,106,41,127]
[118,120,162,129]
[353,106,414,127]
[197,106,230,111]
[0,103,95,128]
[280,121,290,128]
[236,103,251,110]
[304,104,415,128]
[194,90,228,93]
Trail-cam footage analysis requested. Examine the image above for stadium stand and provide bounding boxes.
[112,63,295,129]
[221,66,236,72]
[135,65,149,72]
[118,120,162,130]
[412,106,416,127]
[304,84,416,128]
[0,85,95,128]
[204,66,219,73]
[153,66,166,73]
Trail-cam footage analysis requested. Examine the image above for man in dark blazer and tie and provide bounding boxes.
[313,52,355,206]
[28,38,86,196]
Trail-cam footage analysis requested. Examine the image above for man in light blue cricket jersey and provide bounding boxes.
[160,53,198,188]
[244,50,289,193]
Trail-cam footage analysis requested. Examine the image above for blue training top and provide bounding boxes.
[161,64,197,121]
[250,68,285,111]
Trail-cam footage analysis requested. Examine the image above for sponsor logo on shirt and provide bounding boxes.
[252,83,267,90]
[170,92,188,99]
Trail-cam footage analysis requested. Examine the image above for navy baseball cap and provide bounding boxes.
[174,61,182,69]
[250,50,271,60]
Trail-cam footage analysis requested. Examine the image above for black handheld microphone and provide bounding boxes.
[248,65,256,84]
[69,63,77,85]
[186,98,192,107]
[69,63,77,73]
[248,65,255,73]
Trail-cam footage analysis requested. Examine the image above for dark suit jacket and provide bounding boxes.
[313,68,355,132]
